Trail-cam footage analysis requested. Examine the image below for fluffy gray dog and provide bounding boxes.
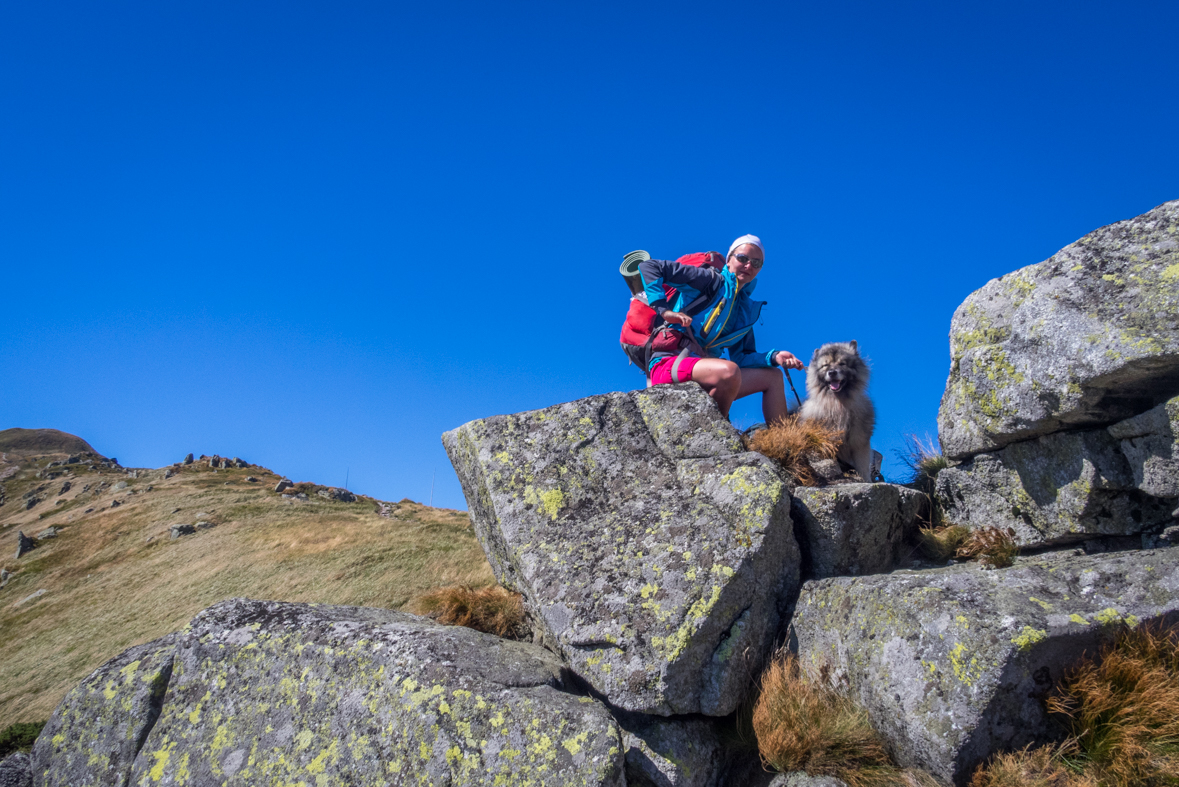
[798,340,876,482]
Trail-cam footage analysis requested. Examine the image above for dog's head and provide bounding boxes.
[807,340,869,397]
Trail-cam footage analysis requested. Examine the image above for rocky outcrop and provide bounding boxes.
[791,484,924,578]
[939,199,1179,460]
[1108,394,1179,499]
[788,548,1179,784]
[936,419,1177,547]
[617,714,729,787]
[33,599,625,787]
[0,752,31,787]
[443,384,800,716]
[33,634,177,787]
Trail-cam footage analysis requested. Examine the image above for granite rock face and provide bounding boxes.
[791,484,924,578]
[618,714,728,787]
[789,548,1179,785]
[0,752,32,787]
[1108,394,1179,499]
[939,199,1179,460]
[443,384,801,716]
[34,599,625,787]
[32,634,177,787]
[935,425,1177,547]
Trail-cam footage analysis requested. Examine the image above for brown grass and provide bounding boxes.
[971,623,1179,787]
[409,585,526,639]
[918,524,972,562]
[898,434,948,494]
[1046,622,1179,786]
[969,743,1098,787]
[753,651,894,786]
[956,527,1019,569]
[0,457,492,724]
[747,416,841,486]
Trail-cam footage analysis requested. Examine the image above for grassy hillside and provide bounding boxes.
[0,439,493,725]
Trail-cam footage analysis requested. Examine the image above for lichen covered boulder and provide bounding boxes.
[1108,394,1179,499]
[939,199,1179,460]
[791,484,924,577]
[36,599,626,787]
[617,713,729,787]
[789,548,1179,785]
[442,384,800,716]
[31,634,177,787]
[935,425,1176,547]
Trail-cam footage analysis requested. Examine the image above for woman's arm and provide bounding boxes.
[729,330,805,370]
[637,258,722,317]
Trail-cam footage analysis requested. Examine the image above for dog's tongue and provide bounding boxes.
[829,381,843,392]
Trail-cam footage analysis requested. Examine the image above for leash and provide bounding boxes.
[783,368,803,410]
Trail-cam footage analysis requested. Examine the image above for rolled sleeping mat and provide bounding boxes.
[621,250,650,296]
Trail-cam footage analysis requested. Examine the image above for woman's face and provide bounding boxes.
[727,243,764,285]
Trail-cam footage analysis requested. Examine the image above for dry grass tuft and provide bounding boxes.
[918,524,972,562]
[747,416,841,486]
[752,651,894,786]
[956,526,1019,569]
[1046,622,1179,786]
[409,585,527,639]
[969,743,1098,787]
[898,434,948,494]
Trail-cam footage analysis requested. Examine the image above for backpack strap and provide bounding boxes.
[670,346,692,383]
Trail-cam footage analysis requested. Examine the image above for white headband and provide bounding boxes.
[728,234,764,257]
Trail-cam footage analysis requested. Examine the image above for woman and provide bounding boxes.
[637,234,805,422]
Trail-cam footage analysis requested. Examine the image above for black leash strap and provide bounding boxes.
[783,368,803,410]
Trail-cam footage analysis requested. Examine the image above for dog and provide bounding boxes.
[798,340,876,482]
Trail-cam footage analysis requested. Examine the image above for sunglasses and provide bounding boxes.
[734,253,763,269]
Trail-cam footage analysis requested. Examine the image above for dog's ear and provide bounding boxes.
[849,339,858,351]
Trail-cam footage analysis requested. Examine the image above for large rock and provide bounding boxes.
[788,548,1179,785]
[443,384,800,716]
[935,425,1176,547]
[0,752,32,787]
[791,484,924,577]
[617,714,729,787]
[939,199,1179,460]
[32,634,177,787]
[1108,394,1179,499]
[34,598,625,787]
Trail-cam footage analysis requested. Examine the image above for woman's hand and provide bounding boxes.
[662,311,692,327]
[774,351,805,370]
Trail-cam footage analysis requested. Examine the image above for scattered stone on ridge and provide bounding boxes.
[58,481,71,496]
[317,487,356,502]
[274,479,292,493]
[195,521,216,530]
[24,497,38,510]
[109,500,120,508]
[35,527,59,540]
[443,383,801,716]
[15,532,35,558]
[617,713,729,787]
[33,599,625,787]
[935,426,1176,547]
[170,524,196,539]
[939,199,1179,460]
[245,476,258,483]
[790,483,923,578]
[183,452,194,464]
[788,547,1179,784]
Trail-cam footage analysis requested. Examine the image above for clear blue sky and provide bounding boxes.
[3,1,1177,509]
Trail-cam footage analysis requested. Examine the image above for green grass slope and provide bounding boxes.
[0,448,493,725]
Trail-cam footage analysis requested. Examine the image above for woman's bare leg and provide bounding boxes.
[734,367,789,424]
[690,359,742,418]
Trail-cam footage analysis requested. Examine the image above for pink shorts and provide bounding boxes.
[650,355,700,385]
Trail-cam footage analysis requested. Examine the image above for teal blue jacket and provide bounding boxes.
[638,258,779,372]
